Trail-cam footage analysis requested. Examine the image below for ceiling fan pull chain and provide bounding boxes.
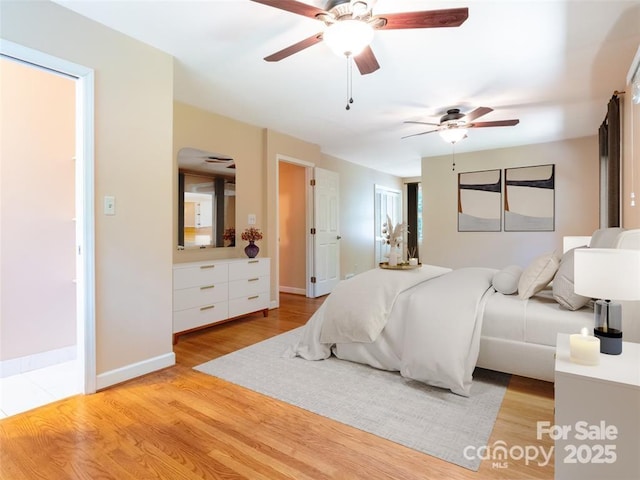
[452,143,456,171]
[345,56,354,110]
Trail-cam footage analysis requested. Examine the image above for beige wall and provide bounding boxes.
[622,76,640,228]
[278,162,306,292]
[0,58,76,360]
[422,136,600,269]
[1,1,175,379]
[173,102,265,264]
[174,107,403,304]
[316,154,403,278]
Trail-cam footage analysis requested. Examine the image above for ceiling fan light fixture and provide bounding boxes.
[323,20,374,57]
[439,127,468,144]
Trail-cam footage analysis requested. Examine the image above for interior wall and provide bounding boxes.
[173,101,265,264]
[622,73,640,228]
[422,136,600,269]
[278,162,306,293]
[0,1,175,380]
[314,154,403,279]
[0,58,76,361]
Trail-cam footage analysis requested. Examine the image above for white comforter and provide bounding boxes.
[286,266,497,396]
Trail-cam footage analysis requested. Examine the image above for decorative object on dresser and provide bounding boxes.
[241,227,263,258]
[574,248,640,354]
[172,258,270,343]
[381,214,407,266]
[554,333,640,480]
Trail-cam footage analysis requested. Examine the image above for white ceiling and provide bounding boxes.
[54,0,640,177]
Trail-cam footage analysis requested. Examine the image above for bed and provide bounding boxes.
[287,228,640,395]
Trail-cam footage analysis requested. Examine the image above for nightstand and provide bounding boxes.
[554,333,640,480]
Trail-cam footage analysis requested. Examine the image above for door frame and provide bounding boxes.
[1,39,96,394]
[276,154,315,298]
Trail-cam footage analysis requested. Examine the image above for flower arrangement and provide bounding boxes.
[381,215,407,248]
[223,228,235,241]
[241,227,263,242]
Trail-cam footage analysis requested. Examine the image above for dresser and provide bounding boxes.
[554,333,640,480]
[172,258,270,343]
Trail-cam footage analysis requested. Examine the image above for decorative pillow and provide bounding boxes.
[518,252,560,300]
[492,265,523,295]
[589,227,625,248]
[552,248,590,310]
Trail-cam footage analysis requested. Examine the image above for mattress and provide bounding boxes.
[481,288,594,347]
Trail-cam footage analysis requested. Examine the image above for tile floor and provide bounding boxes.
[0,360,80,418]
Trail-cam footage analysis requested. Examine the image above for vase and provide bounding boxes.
[388,249,398,267]
[244,240,259,258]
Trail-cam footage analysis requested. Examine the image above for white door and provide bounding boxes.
[374,185,402,264]
[312,168,340,297]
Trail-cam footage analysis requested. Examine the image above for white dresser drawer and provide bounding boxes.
[229,293,269,318]
[228,258,269,281]
[173,262,228,289]
[173,282,228,311]
[228,276,269,300]
[173,301,228,333]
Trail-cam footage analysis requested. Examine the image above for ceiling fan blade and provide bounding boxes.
[264,33,323,62]
[465,107,493,122]
[250,0,326,19]
[377,8,468,30]
[403,120,441,127]
[469,119,520,128]
[354,46,380,75]
[401,129,439,139]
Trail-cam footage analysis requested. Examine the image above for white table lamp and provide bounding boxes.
[574,248,640,354]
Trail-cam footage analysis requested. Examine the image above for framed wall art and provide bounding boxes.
[458,169,502,232]
[504,164,555,231]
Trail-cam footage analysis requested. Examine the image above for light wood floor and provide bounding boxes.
[0,293,555,479]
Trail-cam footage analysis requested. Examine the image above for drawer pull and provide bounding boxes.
[200,305,215,311]
[248,260,259,264]
[200,285,215,290]
[200,264,216,269]
[248,295,259,300]
[248,278,259,282]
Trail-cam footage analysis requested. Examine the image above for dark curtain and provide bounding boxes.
[599,95,621,227]
[178,172,185,246]
[407,183,419,259]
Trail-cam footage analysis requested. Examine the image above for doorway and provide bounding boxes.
[0,41,96,416]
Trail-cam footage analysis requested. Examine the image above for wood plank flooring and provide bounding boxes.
[0,293,555,479]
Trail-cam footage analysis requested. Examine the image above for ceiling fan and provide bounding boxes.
[250,0,469,75]
[402,107,520,143]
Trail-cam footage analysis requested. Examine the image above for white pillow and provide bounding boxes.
[492,265,523,295]
[552,248,590,310]
[518,252,560,300]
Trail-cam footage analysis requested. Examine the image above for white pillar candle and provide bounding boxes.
[409,258,418,266]
[569,327,600,365]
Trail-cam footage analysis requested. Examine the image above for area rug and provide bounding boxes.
[194,327,510,471]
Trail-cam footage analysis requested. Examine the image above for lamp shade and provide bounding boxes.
[574,248,640,301]
[439,127,468,144]
[323,20,374,57]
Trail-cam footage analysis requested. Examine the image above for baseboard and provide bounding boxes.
[279,286,306,295]
[96,352,175,390]
[0,345,77,378]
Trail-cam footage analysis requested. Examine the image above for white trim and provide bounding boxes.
[626,44,640,86]
[0,39,97,394]
[0,346,77,378]
[96,353,175,390]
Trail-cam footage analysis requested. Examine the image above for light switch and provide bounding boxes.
[248,214,256,225]
[104,196,116,215]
